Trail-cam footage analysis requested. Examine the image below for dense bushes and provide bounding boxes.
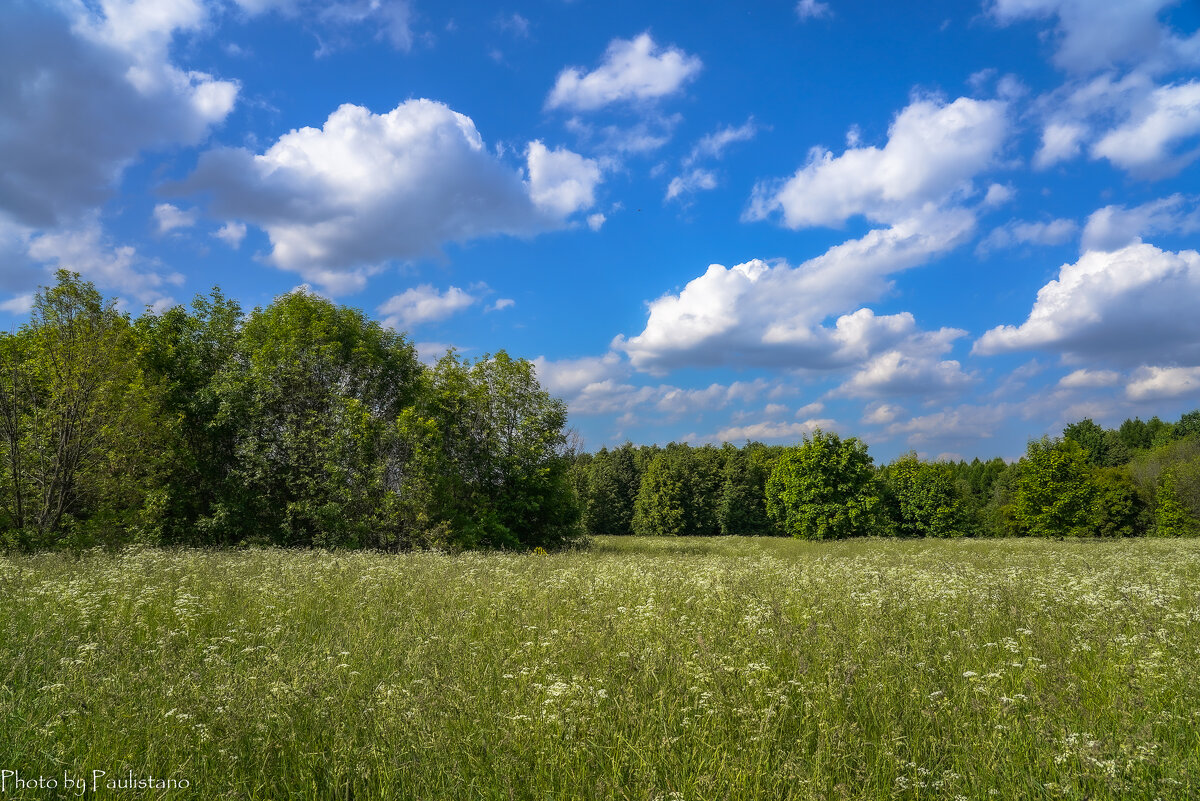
[0,273,581,551]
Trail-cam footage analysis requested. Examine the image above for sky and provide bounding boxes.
[2,0,1200,462]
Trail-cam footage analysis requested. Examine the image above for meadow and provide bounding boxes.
[2,537,1199,800]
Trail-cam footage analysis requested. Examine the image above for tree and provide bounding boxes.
[1013,438,1095,537]
[217,288,424,548]
[765,430,879,540]
[717,443,774,536]
[136,289,243,543]
[583,444,641,535]
[0,272,165,548]
[1089,467,1147,537]
[881,455,970,537]
[632,445,690,536]
[399,350,581,549]
[1063,418,1129,467]
[1154,469,1197,537]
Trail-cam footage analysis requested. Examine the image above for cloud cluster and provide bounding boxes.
[615,206,975,373]
[546,33,701,112]
[746,96,1008,228]
[378,285,476,330]
[975,242,1200,366]
[181,99,602,292]
[0,0,237,228]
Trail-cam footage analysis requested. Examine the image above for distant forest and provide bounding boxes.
[2,272,1197,552]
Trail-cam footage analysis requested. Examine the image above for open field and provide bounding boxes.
[2,538,1199,800]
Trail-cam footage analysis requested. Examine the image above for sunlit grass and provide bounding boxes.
[2,537,1199,799]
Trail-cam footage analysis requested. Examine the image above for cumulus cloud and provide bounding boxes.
[746,96,1008,229]
[231,0,415,53]
[487,298,515,312]
[0,1,237,228]
[884,404,1007,446]
[988,0,1196,74]
[546,33,701,112]
[1126,365,1200,400]
[614,206,975,373]
[154,203,198,234]
[1081,194,1200,252]
[378,285,476,329]
[1058,368,1120,388]
[27,218,182,310]
[213,221,248,249]
[975,242,1200,365]
[526,141,603,218]
[712,419,835,444]
[1091,81,1200,176]
[836,336,974,399]
[180,99,600,291]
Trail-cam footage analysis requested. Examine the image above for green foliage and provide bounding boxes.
[0,272,166,549]
[632,444,692,536]
[1014,438,1096,538]
[398,350,581,550]
[881,455,970,538]
[583,444,641,535]
[1154,469,1198,537]
[717,443,774,535]
[1063,418,1130,467]
[765,430,879,540]
[1089,467,1148,537]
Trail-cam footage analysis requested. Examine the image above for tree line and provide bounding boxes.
[572,412,1200,539]
[0,272,581,551]
[4,272,1198,551]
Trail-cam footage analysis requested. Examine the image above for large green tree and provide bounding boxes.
[0,272,165,548]
[765,430,879,540]
[881,455,970,538]
[1013,438,1095,537]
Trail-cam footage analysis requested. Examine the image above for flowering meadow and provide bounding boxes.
[2,537,1199,799]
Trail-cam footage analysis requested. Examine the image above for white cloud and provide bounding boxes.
[1091,81,1200,176]
[665,169,717,201]
[0,294,35,315]
[182,99,599,291]
[565,113,682,155]
[487,298,515,312]
[836,343,974,399]
[413,341,457,365]
[795,0,833,21]
[233,0,415,53]
[978,217,1077,253]
[0,1,237,227]
[1034,121,1088,168]
[711,419,835,444]
[983,183,1016,206]
[1126,365,1200,400]
[27,218,181,310]
[1081,194,1200,252]
[154,203,198,234]
[378,284,476,329]
[863,402,906,425]
[586,213,606,231]
[526,141,602,218]
[988,0,1195,74]
[1058,368,1120,388]
[685,119,759,166]
[615,206,975,373]
[974,242,1200,365]
[546,33,702,112]
[213,221,248,249]
[746,96,1008,228]
[884,404,1006,446]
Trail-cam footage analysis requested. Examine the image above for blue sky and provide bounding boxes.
[3,0,1200,461]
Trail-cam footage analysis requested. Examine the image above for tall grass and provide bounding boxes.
[2,537,1199,799]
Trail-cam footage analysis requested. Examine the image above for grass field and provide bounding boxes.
[2,537,1199,800]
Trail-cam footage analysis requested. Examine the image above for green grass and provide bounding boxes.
[2,537,1199,799]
